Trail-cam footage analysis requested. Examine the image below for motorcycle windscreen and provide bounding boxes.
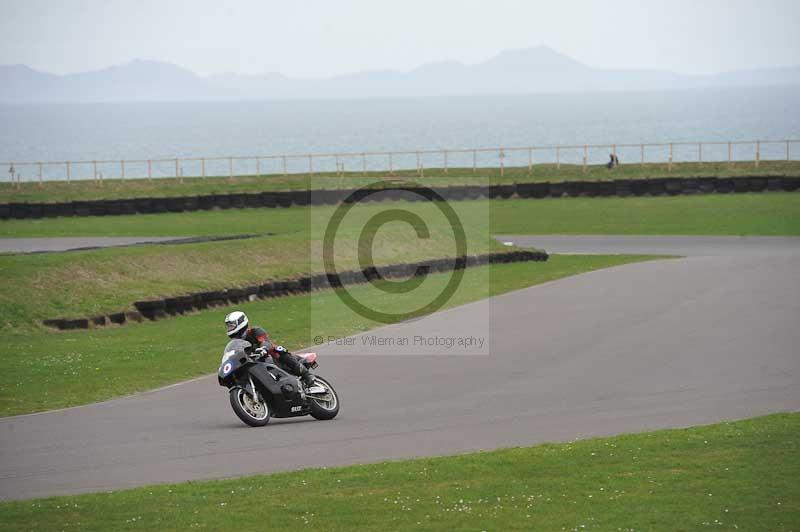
[220,338,252,364]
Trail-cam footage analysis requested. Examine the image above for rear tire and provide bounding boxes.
[308,377,340,421]
[229,387,270,427]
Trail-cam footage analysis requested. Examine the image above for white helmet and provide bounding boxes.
[224,311,249,338]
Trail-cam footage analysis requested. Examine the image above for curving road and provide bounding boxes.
[1,237,798,501]
[0,234,261,254]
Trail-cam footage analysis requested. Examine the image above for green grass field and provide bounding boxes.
[0,256,660,416]
[2,193,798,239]
[1,413,796,530]
[1,160,797,202]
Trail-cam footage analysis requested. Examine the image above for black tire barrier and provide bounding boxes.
[767,178,784,191]
[697,177,717,193]
[6,176,800,220]
[549,182,566,197]
[749,177,767,192]
[647,179,666,196]
[488,184,515,198]
[41,249,548,330]
[614,180,631,197]
[629,179,649,196]
[715,178,734,193]
[733,177,750,193]
[664,178,684,195]
[597,181,616,196]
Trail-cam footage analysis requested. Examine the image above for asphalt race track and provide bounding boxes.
[0,237,182,253]
[1,237,798,500]
[0,234,261,254]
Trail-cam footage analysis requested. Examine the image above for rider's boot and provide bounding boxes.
[283,353,316,387]
[300,368,316,388]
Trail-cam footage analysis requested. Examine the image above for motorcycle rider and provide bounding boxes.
[224,310,316,387]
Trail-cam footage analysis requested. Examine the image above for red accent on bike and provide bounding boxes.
[298,352,317,364]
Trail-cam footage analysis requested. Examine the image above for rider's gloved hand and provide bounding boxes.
[253,346,268,357]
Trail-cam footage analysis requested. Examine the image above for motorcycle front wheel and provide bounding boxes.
[229,387,271,427]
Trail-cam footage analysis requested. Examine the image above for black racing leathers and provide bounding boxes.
[241,327,313,384]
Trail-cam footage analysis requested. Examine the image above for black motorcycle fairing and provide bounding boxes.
[231,362,311,418]
[218,339,252,384]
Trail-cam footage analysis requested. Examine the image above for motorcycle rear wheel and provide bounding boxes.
[308,377,340,421]
[229,387,271,427]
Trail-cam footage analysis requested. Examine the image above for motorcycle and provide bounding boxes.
[218,339,340,427]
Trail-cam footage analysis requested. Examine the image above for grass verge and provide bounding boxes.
[1,160,797,203]
[0,255,661,416]
[0,412,796,531]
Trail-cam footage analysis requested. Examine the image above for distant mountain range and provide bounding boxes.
[2,46,799,102]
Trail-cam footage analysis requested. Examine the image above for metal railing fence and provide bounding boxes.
[4,139,798,186]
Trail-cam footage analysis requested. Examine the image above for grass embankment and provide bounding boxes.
[0,255,659,416]
[0,199,499,325]
[1,160,797,203]
[1,413,796,531]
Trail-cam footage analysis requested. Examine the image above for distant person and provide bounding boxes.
[606,153,620,169]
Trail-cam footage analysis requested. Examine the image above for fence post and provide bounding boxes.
[698,143,703,164]
[612,144,617,166]
[443,150,448,174]
[120,160,125,179]
[147,159,152,181]
[582,145,587,174]
[93,160,98,183]
[176,158,182,183]
[473,150,477,173]
[556,146,560,170]
[388,153,393,175]
[528,148,532,175]
[499,148,505,177]
[416,151,420,176]
[728,142,732,165]
[308,154,313,177]
[38,162,43,187]
[335,154,340,176]
[66,161,71,183]
[282,156,287,177]
[755,141,760,168]
[668,143,673,173]
[256,158,260,177]
[787,140,791,161]
[640,144,644,168]
[362,152,366,176]
[201,158,206,178]
[420,152,424,177]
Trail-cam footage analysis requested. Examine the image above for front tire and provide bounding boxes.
[229,387,270,427]
[308,377,340,420]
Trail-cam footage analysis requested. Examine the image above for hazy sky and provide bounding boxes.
[1,0,798,77]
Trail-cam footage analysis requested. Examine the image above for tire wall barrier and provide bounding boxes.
[41,249,548,330]
[4,175,799,220]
